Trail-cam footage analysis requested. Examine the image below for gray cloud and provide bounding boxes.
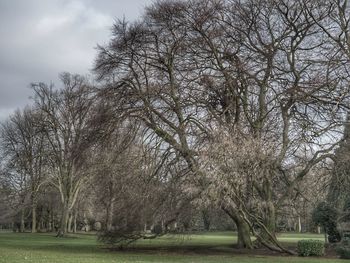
[0,0,153,121]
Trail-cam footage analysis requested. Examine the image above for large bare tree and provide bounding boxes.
[94,0,350,252]
[32,73,95,237]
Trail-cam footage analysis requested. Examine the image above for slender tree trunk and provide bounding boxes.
[73,211,77,233]
[83,212,89,232]
[297,216,302,233]
[38,207,44,231]
[20,208,25,233]
[31,202,37,233]
[47,209,52,232]
[52,210,55,232]
[161,221,165,232]
[68,213,73,233]
[106,201,114,231]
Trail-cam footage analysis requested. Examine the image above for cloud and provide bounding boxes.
[0,108,16,122]
[0,0,153,121]
[36,1,112,34]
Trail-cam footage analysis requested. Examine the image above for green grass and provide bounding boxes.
[0,231,343,263]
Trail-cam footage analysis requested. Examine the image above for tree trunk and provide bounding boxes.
[202,210,211,231]
[57,201,69,237]
[259,179,277,244]
[264,201,276,236]
[317,226,321,234]
[73,211,77,233]
[47,209,52,232]
[68,213,73,233]
[38,207,44,232]
[31,202,37,233]
[106,201,114,231]
[221,206,253,248]
[20,209,25,233]
[236,217,253,248]
[259,201,276,244]
[297,216,302,233]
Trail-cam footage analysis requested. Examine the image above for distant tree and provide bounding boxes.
[31,73,95,237]
[0,107,48,233]
[0,162,28,232]
[91,121,138,231]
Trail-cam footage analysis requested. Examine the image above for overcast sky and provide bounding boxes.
[0,0,153,121]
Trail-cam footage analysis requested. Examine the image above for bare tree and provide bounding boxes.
[95,1,210,244]
[91,119,138,231]
[0,107,48,232]
[94,0,350,253]
[32,73,95,237]
[190,0,350,250]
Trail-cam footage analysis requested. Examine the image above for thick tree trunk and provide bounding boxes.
[57,202,69,237]
[202,210,211,231]
[259,179,277,243]
[257,201,276,246]
[236,217,253,248]
[264,201,276,236]
[221,206,253,248]
[31,202,37,233]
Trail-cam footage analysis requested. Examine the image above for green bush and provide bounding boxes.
[336,245,350,259]
[297,240,325,257]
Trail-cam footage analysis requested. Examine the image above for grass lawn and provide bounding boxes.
[0,231,344,263]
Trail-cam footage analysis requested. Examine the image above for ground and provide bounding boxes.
[0,231,345,263]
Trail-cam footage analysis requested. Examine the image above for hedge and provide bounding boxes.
[297,240,325,256]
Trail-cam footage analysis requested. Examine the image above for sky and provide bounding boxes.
[0,0,153,121]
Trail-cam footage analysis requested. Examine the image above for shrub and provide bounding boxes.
[336,246,350,259]
[297,240,325,256]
